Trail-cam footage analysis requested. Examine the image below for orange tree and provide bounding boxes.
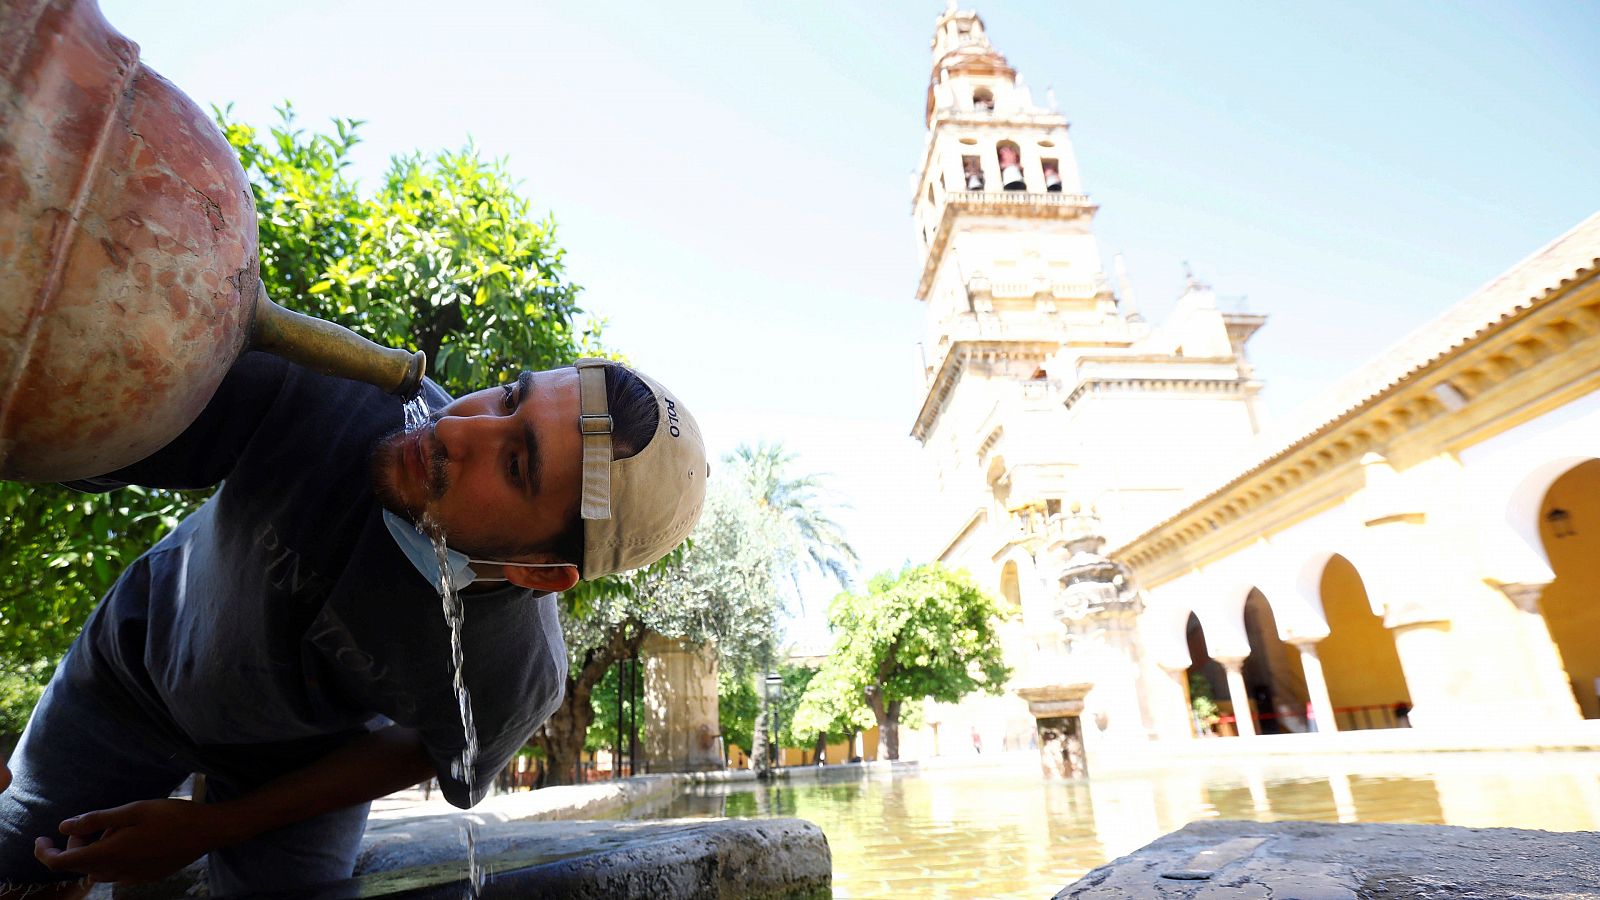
[795,564,1011,760]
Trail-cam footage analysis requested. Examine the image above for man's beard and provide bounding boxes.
[368,423,451,525]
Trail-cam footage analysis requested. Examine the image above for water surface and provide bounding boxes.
[632,752,1600,899]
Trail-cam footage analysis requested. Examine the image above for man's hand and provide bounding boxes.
[29,726,433,887]
[33,799,228,884]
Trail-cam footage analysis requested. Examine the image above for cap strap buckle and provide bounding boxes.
[576,360,613,520]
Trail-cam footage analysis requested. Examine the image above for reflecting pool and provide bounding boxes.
[628,752,1600,899]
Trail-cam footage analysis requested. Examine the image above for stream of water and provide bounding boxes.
[401,393,483,897]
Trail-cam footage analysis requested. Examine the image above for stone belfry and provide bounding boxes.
[909,4,1266,765]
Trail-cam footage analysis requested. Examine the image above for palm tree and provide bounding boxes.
[727,442,858,591]
[725,441,858,774]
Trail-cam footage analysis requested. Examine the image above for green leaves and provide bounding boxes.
[560,444,858,760]
[717,669,760,754]
[727,443,858,593]
[217,105,596,400]
[0,483,205,732]
[794,563,1012,738]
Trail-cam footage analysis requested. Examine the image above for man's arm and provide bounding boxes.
[33,726,434,885]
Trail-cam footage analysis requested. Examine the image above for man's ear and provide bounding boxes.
[503,564,580,593]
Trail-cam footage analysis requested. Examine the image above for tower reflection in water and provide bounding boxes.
[633,753,1600,900]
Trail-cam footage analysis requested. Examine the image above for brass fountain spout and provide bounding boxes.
[249,283,426,400]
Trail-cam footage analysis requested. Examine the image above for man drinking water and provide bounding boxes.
[0,353,706,895]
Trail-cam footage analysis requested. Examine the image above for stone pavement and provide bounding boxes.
[1054,819,1600,899]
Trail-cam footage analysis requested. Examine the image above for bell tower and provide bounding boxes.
[913,3,1109,331]
[909,5,1266,761]
[911,5,1141,560]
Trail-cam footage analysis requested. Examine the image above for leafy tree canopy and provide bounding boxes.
[584,657,646,754]
[772,662,825,749]
[562,475,796,674]
[537,473,799,780]
[718,662,827,756]
[222,103,602,393]
[726,442,858,593]
[794,564,1011,742]
[717,668,759,757]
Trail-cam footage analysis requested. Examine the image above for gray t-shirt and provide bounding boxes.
[66,353,566,808]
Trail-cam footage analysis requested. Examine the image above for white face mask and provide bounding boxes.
[382,509,476,592]
[382,509,571,590]
[464,557,574,583]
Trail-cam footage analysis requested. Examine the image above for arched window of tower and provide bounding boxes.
[973,86,995,113]
[997,141,1026,191]
[927,183,935,205]
[999,561,1022,612]
[962,155,985,190]
[1041,158,1063,192]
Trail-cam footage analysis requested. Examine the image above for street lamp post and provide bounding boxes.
[766,671,783,769]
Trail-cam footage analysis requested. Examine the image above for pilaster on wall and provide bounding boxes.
[1388,622,1457,729]
[1492,582,1583,722]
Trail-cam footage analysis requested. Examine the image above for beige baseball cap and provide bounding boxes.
[573,358,707,580]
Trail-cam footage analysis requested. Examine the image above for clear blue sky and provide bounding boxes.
[101,0,1600,630]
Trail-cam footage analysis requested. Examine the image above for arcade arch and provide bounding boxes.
[1533,458,1600,718]
[1241,590,1311,733]
[1185,612,1235,736]
[1316,555,1411,730]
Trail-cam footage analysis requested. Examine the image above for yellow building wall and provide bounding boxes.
[1538,459,1600,718]
[779,746,814,767]
[823,727,882,763]
[727,726,885,769]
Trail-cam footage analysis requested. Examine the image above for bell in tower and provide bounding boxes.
[998,142,1026,190]
[963,155,986,190]
[1043,159,1063,192]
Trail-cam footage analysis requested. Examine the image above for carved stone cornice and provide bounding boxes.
[916,191,1097,301]
[1494,581,1550,614]
[1114,259,1600,580]
[1017,683,1092,719]
[1061,376,1254,412]
[912,339,1057,442]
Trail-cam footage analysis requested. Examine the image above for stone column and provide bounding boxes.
[1389,621,1454,729]
[1017,683,1093,779]
[1078,600,1152,749]
[1156,664,1196,740]
[642,634,723,773]
[1497,582,1582,722]
[1217,657,1256,737]
[1292,641,1339,734]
